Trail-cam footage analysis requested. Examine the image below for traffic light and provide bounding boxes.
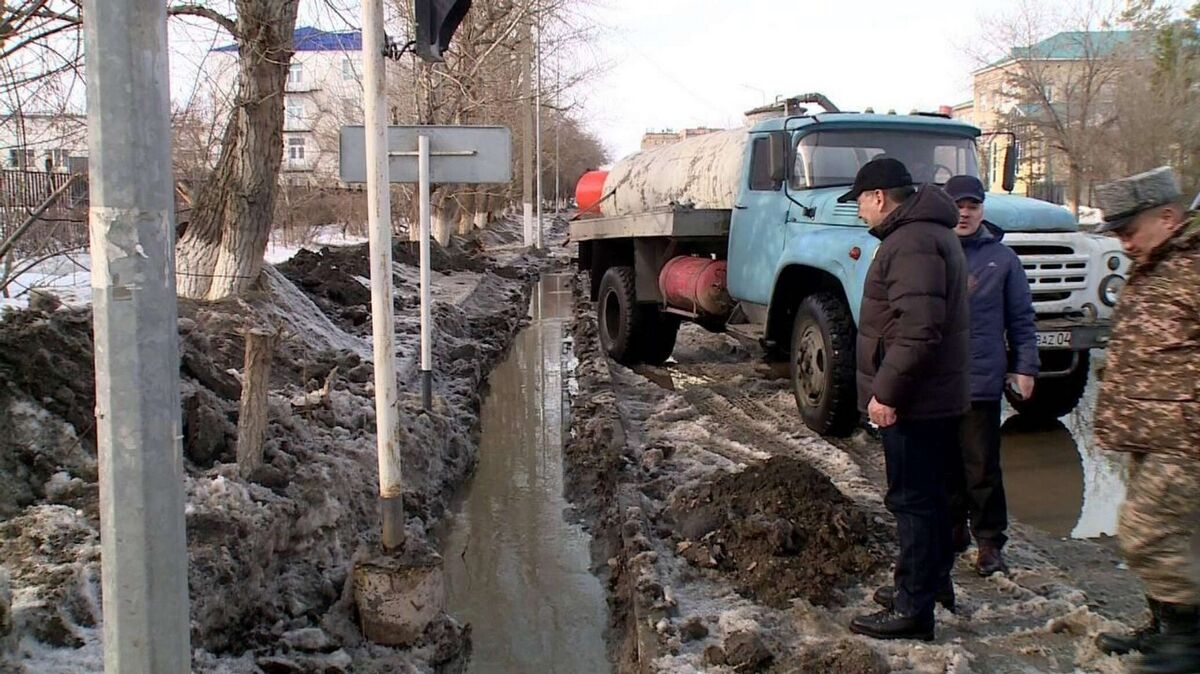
[414,0,472,62]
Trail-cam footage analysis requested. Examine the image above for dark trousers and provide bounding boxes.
[944,401,1008,547]
[881,415,960,619]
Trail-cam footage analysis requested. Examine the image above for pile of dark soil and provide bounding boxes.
[392,237,488,273]
[666,455,887,608]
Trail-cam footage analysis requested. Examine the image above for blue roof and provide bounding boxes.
[981,30,1144,69]
[214,26,362,53]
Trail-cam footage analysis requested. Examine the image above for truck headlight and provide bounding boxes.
[1100,274,1125,307]
[1106,255,1121,271]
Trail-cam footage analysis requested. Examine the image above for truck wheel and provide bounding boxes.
[597,266,642,365]
[638,305,681,366]
[1008,351,1090,421]
[790,293,858,437]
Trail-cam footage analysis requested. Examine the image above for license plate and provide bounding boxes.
[1036,331,1072,349]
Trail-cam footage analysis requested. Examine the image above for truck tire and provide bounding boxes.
[597,266,642,365]
[790,293,858,437]
[638,305,681,366]
[1007,351,1090,421]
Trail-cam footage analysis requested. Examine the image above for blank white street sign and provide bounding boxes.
[340,125,512,184]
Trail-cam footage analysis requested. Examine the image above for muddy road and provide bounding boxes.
[565,275,1146,674]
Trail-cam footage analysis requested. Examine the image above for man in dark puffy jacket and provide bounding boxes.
[842,157,971,641]
[943,175,1038,578]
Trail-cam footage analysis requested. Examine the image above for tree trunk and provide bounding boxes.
[1067,164,1083,219]
[237,329,277,478]
[175,0,300,301]
[432,193,454,246]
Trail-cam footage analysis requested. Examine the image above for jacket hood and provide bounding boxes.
[870,185,959,240]
[961,220,1006,248]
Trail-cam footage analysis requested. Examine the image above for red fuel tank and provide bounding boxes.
[575,170,608,217]
[658,256,734,319]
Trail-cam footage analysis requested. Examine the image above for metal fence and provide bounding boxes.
[0,169,89,257]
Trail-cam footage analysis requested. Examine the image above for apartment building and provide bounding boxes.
[959,30,1141,200]
[207,27,367,185]
[0,112,87,173]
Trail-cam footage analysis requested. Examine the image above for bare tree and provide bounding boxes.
[173,0,301,300]
[973,0,1133,214]
[1110,0,1200,192]
[394,0,604,244]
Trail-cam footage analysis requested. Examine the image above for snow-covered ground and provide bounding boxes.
[262,224,370,265]
[0,216,557,673]
[0,225,370,312]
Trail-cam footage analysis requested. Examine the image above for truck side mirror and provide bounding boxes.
[1002,144,1017,194]
[769,131,789,183]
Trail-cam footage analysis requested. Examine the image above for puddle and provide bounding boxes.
[1001,355,1127,539]
[439,273,610,673]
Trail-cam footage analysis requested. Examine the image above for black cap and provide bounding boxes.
[944,175,986,203]
[837,158,913,203]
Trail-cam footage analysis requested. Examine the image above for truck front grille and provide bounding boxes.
[1009,243,1090,300]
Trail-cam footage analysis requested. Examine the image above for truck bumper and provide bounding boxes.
[1034,317,1111,352]
[1033,317,1110,378]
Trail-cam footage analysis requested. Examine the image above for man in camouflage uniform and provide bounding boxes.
[1091,166,1200,674]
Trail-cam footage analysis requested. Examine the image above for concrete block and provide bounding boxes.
[353,550,445,646]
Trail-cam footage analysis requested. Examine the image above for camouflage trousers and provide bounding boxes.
[1118,452,1200,605]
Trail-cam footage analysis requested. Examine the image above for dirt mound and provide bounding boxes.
[275,247,376,334]
[0,308,96,444]
[666,455,886,608]
[392,237,488,273]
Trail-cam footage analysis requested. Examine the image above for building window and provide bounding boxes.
[287,137,306,160]
[288,63,304,86]
[7,148,35,169]
[286,98,305,126]
[1042,85,1054,102]
[342,58,357,80]
[47,149,70,170]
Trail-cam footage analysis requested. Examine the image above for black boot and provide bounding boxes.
[1132,602,1200,674]
[1097,596,1162,655]
[849,609,934,642]
[976,541,1009,576]
[873,585,956,613]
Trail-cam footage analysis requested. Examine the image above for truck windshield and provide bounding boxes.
[791,130,980,189]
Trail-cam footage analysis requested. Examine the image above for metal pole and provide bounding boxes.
[362,0,404,551]
[83,0,190,670]
[554,55,560,214]
[534,15,543,248]
[521,20,534,246]
[419,135,433,412]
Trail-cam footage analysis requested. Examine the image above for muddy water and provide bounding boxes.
[439,273,610,673]
[1000,356,1127,539]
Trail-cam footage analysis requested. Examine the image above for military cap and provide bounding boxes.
[1094,166,1182,233]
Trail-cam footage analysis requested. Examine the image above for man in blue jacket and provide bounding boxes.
[943,175,1039,577]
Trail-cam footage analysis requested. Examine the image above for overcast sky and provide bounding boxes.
[156,0,1191,165]
[579,0,1015,162]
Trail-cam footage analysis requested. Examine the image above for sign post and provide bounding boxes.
[341,124,511,411]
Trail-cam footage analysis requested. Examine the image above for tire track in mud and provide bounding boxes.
[579,318,1144,673]
[632,361,887,515]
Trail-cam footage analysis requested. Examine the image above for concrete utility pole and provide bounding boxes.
[521,19,534,247]
[534,13,543,248]
[554,54,560,213]
[362,0,404,550]
[82,0,191,670]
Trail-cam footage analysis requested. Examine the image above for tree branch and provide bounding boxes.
[169,4,238,38]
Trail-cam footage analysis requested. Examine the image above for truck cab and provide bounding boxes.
[571,101,1127,437]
